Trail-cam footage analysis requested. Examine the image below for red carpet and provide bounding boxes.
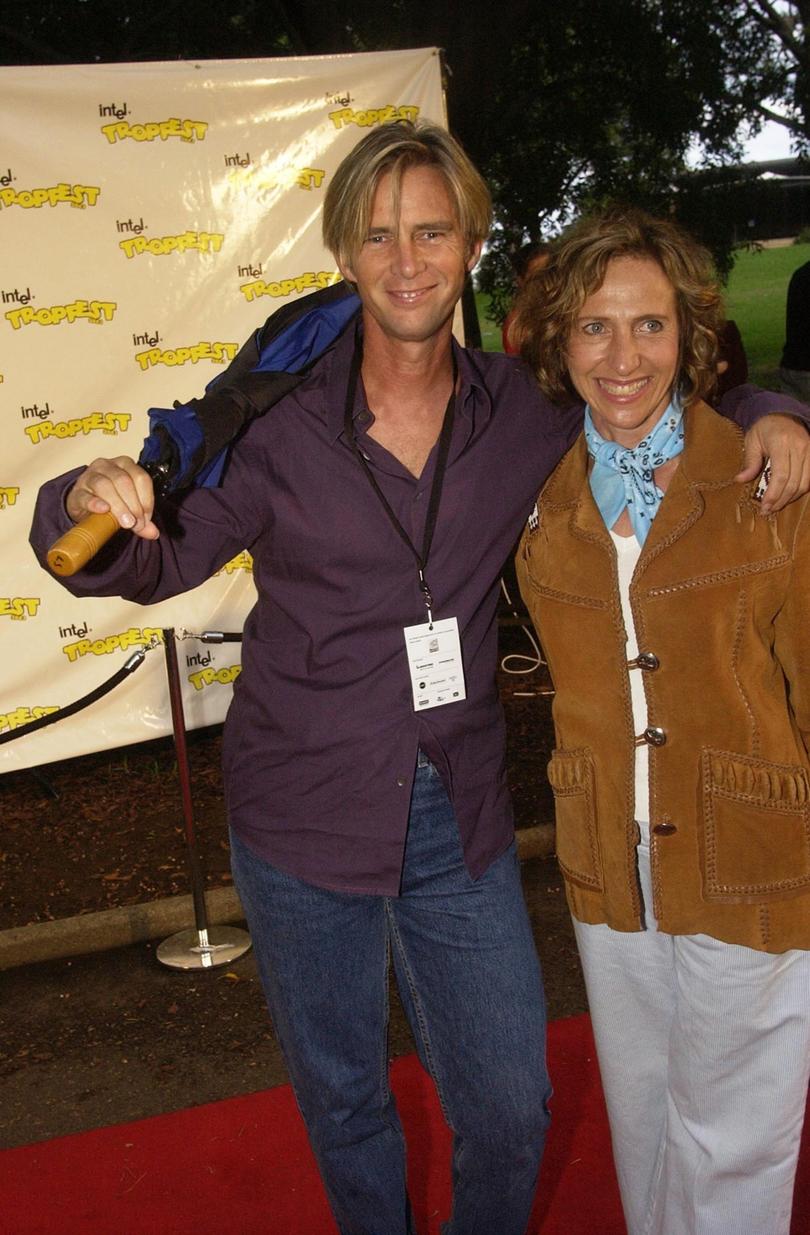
[2,1014,808,1234]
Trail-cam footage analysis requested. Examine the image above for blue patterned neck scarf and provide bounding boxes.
[583,400,685,545]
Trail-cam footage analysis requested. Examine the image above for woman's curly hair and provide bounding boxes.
[514,206,724,406]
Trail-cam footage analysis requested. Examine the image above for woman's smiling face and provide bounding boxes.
[565,254,681,447]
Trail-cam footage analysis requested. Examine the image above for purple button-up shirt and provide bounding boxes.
[29,326,799,894]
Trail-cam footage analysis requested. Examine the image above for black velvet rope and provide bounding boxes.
[0,647,151,747]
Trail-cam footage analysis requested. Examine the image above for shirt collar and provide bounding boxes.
[302,323,491,444]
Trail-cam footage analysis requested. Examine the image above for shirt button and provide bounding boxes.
[652,822,677,836]
[357,411,371,428]
[644,726,667,747]
[396,777,406,787]
[636,651,660,671]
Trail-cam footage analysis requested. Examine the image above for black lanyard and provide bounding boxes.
[343,336,457,626]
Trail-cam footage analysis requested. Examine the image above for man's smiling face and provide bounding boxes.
[338,163,480,347]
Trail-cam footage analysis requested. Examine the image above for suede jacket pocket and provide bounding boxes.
[700,748,810,902]
[547,748,603,891]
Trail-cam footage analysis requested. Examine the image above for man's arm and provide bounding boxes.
[30,450,258,604]
[717,384,810,514]
[36,285,362,577]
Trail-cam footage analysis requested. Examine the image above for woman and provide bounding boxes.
[514,208,810,1235]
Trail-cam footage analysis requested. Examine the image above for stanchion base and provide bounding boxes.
[156,925,252,971]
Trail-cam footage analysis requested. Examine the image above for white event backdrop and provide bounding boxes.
[0,48,445,771]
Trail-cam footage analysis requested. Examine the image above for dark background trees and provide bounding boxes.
[2,1,807,320]
[737,1,810,152]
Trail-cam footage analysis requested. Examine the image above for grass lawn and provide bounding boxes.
[475,293,503,353]
[722,242,810,389]
[476,242,810,391]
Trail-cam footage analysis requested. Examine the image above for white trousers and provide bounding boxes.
[574,835,810,1235]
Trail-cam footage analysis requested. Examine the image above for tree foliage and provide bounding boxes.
[732,1,810,150]
[474,1,800,318]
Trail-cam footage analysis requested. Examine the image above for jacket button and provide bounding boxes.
[637,651,660,671]
[644,726,667,747]
[652,822,677,836]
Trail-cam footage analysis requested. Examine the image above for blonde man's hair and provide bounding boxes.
[323,120,492,267]
[515,207,724,406]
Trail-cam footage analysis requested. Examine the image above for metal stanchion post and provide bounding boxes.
[156,627,251,970]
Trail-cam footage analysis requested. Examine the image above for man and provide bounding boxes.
[780,257,810,404]
[502,241,552,354]
[30,122,810,1235]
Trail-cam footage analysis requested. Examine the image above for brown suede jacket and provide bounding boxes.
[516,401,810,953]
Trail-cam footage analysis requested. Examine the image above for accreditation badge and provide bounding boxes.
[403,616,466,711]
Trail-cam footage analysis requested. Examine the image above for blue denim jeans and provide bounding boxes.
[229,755,551,1235]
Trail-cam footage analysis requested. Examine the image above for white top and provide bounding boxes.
[610,531,648,823]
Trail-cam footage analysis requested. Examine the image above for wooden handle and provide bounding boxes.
[46,511,121,576]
